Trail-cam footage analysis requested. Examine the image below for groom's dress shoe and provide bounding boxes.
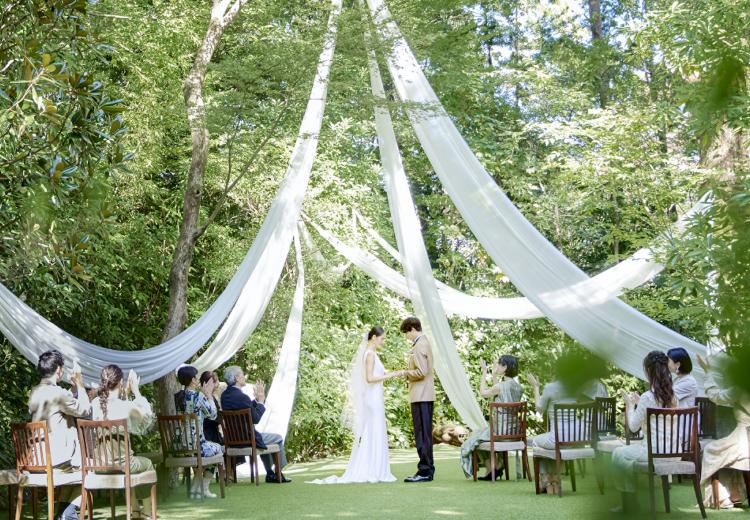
[404,474,432,483]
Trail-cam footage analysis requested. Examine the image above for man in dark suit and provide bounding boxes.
[221,365,291,483]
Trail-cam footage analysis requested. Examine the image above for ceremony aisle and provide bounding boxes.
[80,445,743,520]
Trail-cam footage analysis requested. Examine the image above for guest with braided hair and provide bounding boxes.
[611,350,678,513]
[90,365,155,519]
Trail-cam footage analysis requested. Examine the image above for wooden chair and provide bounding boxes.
[532,402,603,497]
[219,410,281,486]
[638,407,706,519]
[11,421,81,520]
[157,415,225,500]
[594,397,623,455]
[695,397,717,449]
[76,419,158,520]
[471,402,531,482]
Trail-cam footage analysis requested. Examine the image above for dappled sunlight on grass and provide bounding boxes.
[73,445,748,519]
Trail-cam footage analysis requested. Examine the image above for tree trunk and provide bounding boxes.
[587,0,608,108]
[156,0,247,415]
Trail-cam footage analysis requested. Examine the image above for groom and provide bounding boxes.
[400,317,435,482]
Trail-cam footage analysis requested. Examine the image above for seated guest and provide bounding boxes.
[91,365,155,518]
[667,347,698,407]
[28,350,91,520]
[199,371,223,447]
[697,354,749,508]
[176,365,223,498]
[221,365,291,483]
[527,369,607,495]
[611,351,678,513]
[460,355,523,480]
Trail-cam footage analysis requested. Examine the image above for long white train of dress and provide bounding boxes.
[309,352,397,484]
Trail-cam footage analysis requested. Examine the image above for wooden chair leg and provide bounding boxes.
[185,469,191,499]
[533,457,541,495]
[87,491,93,520]
[711,473,720,510]
[14,485,23,520]
[30,488,37,520]
[490,448,496,483]
[218,464,226,499]
[110,489,116,520]
[744,470,750,507]
[78,488,87,520]
[197,464,205,501]
[275,453,281,482]
[471,451,478,481]
[502,452,510,481]
[125,484,132,520]
[523,449,532,482]
[691,474,707,519]
[592,456,604,495]
[150,484,157,520]
[555,457,563,497]
[647,473,656,520]
[661,475,670,513]
[569,460,577,492]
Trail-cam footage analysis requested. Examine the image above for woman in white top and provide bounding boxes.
[667,347,698,408]
[91,365,155,519]
[611,351,678,513]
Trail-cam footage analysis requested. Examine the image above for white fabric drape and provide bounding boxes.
[349,200,709,320]
[192,0,340,371]
[365,26,485,429]
[256,234,304,439]
[0,0,342,383]
[366,0,706,382]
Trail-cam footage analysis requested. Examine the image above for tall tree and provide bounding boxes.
[157,0,249,413]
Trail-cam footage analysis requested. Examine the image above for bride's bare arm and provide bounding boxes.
[365,351,403,383]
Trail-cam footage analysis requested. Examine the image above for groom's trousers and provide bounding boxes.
[411,401,435,477]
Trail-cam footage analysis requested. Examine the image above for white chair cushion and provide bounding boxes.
[84,470,157,490]
[596,439,624,453]
[226,444,280,458]
[635,459,696,476]
[0,470,19,486]
[22,470,81,487]
[476,441,526,452]
[165,453,225,468]
[533,446,596,461]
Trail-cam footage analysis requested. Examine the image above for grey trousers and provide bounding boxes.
[258,432,287,473]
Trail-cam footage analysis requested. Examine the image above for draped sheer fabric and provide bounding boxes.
[255,234,305,439]
[366,0,706,383]
[365,27,485,429]
[0,0,342,383]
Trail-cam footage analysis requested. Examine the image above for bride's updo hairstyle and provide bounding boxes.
[368,326,385,340]
[643,350,675,408]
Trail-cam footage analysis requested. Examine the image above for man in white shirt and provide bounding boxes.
[28,350,91,519]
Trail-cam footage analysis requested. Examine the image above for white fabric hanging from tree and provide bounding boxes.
[0,0,342,383]
[366,0,706,382]
[192,0,340,371]
[365,25,485,429]
[256,233,304,439]
[350,200,709,320]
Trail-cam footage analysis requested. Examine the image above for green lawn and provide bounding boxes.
[106,446,747,519]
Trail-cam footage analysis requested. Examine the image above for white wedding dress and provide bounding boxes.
[310,349,396,484]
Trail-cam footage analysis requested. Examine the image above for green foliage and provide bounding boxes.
[1,0,745,471]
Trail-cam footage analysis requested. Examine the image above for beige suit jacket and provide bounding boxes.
[28,379,91,467]
[405,335,435,403]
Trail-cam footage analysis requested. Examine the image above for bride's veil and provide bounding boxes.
[342,332,369,441]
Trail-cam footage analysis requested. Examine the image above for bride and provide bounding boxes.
[310,326,405,484]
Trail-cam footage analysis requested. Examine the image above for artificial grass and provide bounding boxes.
[95,445,747,519]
